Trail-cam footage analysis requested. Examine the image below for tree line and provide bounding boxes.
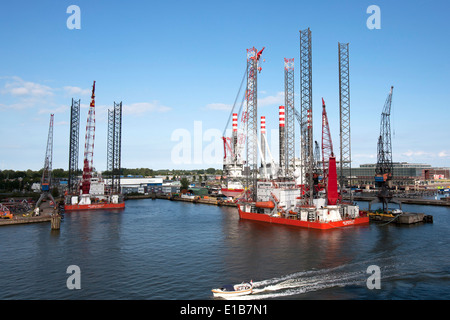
[0,167,222,192]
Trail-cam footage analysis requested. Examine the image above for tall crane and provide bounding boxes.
[321,98,334,180]
[246,46,264,201]
[375,86,394,186]
[80,81,96,196]
[36,114,56,209]
[371,86,401,212]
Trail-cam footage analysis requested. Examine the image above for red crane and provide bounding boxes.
[321,98,339,205]
[321,98,334,179]
[80,81,96,195]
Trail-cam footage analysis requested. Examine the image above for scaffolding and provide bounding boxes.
[284,58,295,177]
[245,47,259,201]
[107,102,122,195]
[339,42,351,188]
[299,28,314,205]
[68,98,80,194]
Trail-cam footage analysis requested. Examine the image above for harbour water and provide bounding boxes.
[0,198,449,300]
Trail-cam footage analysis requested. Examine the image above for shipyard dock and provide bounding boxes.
[125,192,439,225]
[126,193,237,207]
[0,200,62,228]
[346,195,450,207]
[0,215,52,226]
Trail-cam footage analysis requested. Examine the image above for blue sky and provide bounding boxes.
[0,0,449,171]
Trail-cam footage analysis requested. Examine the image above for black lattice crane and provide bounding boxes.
[36,114,56,209]
[371,86,402,212]
[375,86,394,186]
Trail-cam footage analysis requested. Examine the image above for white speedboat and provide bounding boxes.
[211,281,253,298]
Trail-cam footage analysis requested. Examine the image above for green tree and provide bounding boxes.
[180,177,190,191]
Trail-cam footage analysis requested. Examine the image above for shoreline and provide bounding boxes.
[125,193,450,207]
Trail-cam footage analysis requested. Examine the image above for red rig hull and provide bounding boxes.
[237,204,369,230]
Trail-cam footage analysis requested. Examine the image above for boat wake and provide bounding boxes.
[225,260,401,300]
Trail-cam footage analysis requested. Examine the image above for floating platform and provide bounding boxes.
[126,193,237,207]
[64,202,125,211]
[367,211,433,225]
[347,195,450,207]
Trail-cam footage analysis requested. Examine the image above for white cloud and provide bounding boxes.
[122,101,171,115]
[402,150,433,158]
[38,105,69,114]
[2,76,54,97]
[205,91,285,112]
[206,103,233,111]
[259,91,284,107]
[0,76,55,110]
[353,153,377,159]
[0,77,171,117]
[438,151,449,158]
[63,86,91,96]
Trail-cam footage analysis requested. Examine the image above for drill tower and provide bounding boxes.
[299,28,314,205]
[107,102,123,195]
[284,58,295,177]
[68,98,80,194]
[339,42,351,189]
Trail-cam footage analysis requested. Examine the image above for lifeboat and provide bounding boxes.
[255,201,275,209]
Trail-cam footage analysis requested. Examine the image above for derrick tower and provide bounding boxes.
[339,42,351,188]
[278,105,285,176]
[299,28,313,205]
[68,98,80,194]
[107,102,123,194]
[284,58,295,177]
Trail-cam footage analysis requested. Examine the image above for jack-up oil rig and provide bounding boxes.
[222,29,369,229]
[64,81,125,211]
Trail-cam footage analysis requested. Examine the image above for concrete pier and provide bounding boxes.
[0,215,52,226]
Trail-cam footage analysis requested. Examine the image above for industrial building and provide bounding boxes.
[106,177,163,194]
[338,162,450,186]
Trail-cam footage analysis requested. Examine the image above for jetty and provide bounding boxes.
[125,193,237,207]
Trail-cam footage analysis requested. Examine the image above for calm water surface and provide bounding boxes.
[0,199,449,300]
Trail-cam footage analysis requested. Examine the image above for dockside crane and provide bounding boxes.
[36,114,56,210]
[371,86,402,212]
[375,86,394,186]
